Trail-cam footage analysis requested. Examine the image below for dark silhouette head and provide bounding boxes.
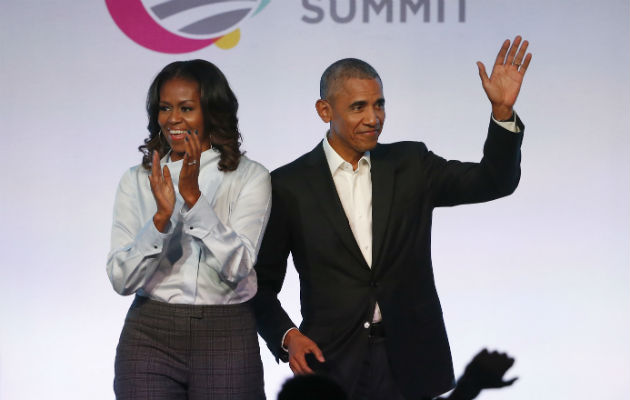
[277,374,348,400]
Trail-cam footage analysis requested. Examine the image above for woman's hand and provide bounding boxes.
[179,130,202,208]
[149,150,175,232]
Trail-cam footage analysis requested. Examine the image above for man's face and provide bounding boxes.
[318,77,385,166]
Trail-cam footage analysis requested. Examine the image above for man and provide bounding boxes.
[252,37,531,399]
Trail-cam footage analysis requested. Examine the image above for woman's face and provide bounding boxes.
[158,78,210,161]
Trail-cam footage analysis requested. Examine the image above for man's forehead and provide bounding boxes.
[330,77,383,101]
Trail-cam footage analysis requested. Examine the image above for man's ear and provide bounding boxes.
[315,99,332,123]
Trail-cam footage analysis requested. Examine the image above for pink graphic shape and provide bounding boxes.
[106,0,218,54]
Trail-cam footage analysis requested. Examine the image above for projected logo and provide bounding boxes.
[106,0,270,53]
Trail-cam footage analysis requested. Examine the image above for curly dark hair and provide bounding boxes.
[140,59,242,171]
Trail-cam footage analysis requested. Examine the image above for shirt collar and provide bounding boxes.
[321,133,371,175]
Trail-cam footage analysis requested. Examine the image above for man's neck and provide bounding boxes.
[326,131,363,170]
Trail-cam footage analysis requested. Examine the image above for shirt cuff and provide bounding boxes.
[180,193,220,237]
[136,218,173,255]
[281,327,300,352]
[491,111,521,133]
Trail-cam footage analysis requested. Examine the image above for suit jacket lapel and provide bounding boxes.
[370,144,394,270]
[304,143,369,269]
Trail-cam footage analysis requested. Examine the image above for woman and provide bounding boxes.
[107,60,270,399]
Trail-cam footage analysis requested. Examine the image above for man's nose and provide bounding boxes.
[364,108,379,126]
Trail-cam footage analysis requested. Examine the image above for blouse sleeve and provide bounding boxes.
[106,168,175,295]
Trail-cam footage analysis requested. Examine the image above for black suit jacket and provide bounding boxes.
[252,118,524,399]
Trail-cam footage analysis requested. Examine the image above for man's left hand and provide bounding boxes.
[477,35,532,120]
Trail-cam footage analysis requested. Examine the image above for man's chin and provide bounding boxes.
[365,142,378,152]
[359,137,379,152]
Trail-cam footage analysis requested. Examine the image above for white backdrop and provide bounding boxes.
[1,1,629,399]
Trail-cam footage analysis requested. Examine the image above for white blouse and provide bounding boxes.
[107,148,271,305]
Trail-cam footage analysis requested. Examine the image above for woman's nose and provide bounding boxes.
[167,109,181,123]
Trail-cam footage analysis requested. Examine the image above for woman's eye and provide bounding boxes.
[182,107,192,112]
[159,105,169,112]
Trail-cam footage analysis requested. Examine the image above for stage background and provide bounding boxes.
[1,1,629,399]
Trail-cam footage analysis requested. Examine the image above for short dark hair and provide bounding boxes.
[319,58,381,100]
[140,59,242,171]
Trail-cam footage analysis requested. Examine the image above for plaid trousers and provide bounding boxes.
[114,295,265,399]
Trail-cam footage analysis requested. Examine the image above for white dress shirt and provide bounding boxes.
[106,148,271,305]
[322,136,383,322]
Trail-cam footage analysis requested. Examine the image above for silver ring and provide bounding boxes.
[187,160,197,166]
[514,63,521,67]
